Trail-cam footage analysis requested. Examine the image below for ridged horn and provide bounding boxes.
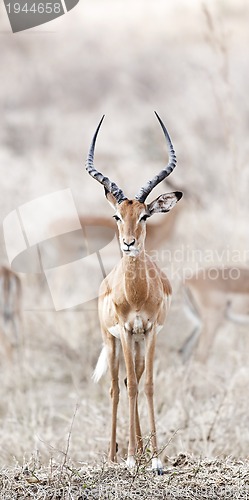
[135,112,177,203]
[85,115,127,204]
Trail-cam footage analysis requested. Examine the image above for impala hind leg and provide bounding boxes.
[107,335,120,463]
[195,308,225,362]
[144,331,163,474]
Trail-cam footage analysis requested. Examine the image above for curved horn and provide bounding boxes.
[85,115,127,204]
[135,112,177,203]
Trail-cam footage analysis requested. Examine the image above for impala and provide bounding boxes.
[0,266,22,360]
[86,113,182,472]
[181,266,249,362]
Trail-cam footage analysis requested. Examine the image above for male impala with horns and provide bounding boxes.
[85,112,182,474]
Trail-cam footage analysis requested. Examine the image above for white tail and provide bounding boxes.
[92,345,108,383]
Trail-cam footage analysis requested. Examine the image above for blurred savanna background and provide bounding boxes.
[0,0,249,471]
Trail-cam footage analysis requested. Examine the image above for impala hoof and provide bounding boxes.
[151,457,164,475]
[126,456,136,468]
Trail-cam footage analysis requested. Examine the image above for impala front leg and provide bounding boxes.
[120,328,137,468]
[134,342,145,453]
[144,330,163,474]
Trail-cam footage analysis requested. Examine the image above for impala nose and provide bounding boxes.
[123,238,135,249]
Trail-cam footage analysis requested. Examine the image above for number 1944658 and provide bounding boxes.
[5,3,62,14]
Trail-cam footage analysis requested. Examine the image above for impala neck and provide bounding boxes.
[122,250,149,307]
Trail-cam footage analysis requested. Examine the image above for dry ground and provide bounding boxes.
[1,0,249,496]
[1,456,249,499]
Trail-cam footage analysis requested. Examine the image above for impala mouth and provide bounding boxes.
[122,246,139,256]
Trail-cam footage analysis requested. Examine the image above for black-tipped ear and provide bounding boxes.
[147,191,183,215]
[175,191,183,201]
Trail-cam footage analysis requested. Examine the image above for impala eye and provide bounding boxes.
[113,215,121,222]
[139,214,150,222]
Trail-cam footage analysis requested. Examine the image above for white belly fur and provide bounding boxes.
[107,293,171,340]
[108,324,121,339]
[108,323,164,340]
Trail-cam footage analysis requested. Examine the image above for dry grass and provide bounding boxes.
[1,455,249,499]
[1,0,249,496]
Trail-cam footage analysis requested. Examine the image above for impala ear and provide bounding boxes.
[105,189,118,210]
[147,191,183,215]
